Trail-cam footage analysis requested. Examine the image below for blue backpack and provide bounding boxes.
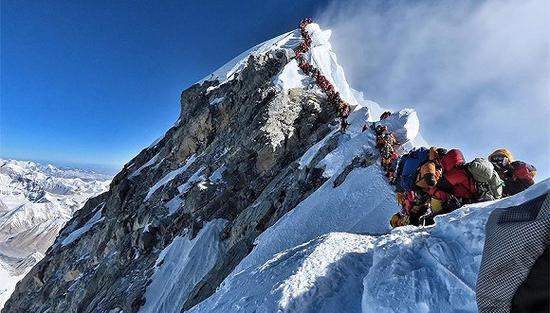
[395,147,429,192]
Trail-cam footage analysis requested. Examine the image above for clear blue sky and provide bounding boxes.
[1,0,332,173]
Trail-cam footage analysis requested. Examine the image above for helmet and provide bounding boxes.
[429,146,448,161]
[390,213,410,228]
[527,164,537,178]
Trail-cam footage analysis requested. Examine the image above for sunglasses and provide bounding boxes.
[490,155,507,163]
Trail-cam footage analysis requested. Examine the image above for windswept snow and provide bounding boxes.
[273,23,360,111]
[139,219,228,313]
[129,152,161,178]
[208,165,226,183]
[190,180,549,313]
[145,154,198,200]
[198,30,300,85]
[61,203,105,247]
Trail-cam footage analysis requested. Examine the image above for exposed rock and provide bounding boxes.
[3,48,343,313]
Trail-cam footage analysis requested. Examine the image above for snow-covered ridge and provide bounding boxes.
[199,23,361,111]
[189,177,548,313]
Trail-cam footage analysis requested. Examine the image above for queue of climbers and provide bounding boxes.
[294,18,351,132]
[294,18,538,226]
[367,112,538,228]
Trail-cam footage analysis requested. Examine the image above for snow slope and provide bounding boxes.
[0,159,110,309]
[139,219,228,313]
[189,179,548,313]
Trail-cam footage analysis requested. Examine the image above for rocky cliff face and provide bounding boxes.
[2,26,360,313]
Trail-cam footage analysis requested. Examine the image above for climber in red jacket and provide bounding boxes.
[428,149,478,212]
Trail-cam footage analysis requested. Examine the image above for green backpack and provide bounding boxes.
[467,158,504,200]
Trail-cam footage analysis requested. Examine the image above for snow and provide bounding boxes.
[190,180,549,313]
[61,204,105,247]
[298,128,339,169]
[273,61,309,90]
[198,30,300,85]
[189,233,375,313]
[0,159,109,308]
[209,96,225,106]
[229,164,396,278]
[0,262,27,310]
[163,167,207,215]
[139,219,228,313]
[165,196,183,215]
[129,152,161,178]
[145,154,198,200]
[177,167,206,194]
[208,165,226,183]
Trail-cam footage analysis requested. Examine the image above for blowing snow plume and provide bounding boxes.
[318,0,550,178]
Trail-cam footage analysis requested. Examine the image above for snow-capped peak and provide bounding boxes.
[0,159,111,309]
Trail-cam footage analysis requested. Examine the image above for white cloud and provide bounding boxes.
[318,0,550,178]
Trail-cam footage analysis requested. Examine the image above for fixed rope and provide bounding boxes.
[294,18,351,132]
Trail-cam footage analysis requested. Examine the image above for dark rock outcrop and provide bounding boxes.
[4,49,343,313]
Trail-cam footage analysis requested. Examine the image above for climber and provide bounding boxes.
[415,159,442,192]
[380,143,399,173]
[427,149,478,213]
[488,149,536,196]
[395,147,430,194]
[428,146,448,163]
[465,158,504,201]
[380,111,392,120]
[374,124,387,136]
[390,190,431,227]
[383,132,398,147]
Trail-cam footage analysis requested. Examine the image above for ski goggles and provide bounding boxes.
[490,155,508,163]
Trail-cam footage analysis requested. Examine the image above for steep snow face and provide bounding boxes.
[190,180,549,313]
[139,219,228,313]
[273,23,359,108]
[226,107,419,280]
[0,159,110,309]
[198,30,300,85]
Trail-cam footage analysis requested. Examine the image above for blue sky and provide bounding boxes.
[1,0,331,173]
[2,0,548,178]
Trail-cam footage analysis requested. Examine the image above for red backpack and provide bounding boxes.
[440,149,465,172]
[511,161,535,185]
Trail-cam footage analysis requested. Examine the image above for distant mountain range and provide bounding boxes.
[0,159,111,308]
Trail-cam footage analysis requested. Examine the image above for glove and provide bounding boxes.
[444,195,462,212]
